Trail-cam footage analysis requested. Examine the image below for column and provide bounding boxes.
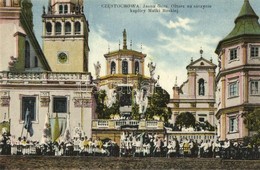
[220,113,226,140]
[242,43,248,65]
[71,18,75,35]
[61,19,65,35]
[51,20,55,36]
[221,77,226,109]
[117,58,121,74]
[42,20,46,36]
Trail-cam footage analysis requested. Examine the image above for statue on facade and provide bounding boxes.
[94,61,101,79]
[135,89,148,119]
[106,89,117,108]
[148,62,156,79]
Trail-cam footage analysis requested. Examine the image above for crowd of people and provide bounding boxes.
[0,131,260,160]
[0,132,119,157]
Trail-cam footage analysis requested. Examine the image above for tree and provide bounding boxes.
[175,112,196,129]
[94,90,120,119]
[146,86,172,122]
[243,108,260,145]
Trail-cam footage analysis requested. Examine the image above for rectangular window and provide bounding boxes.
[53,97,67,113]
[22,97,36,121]
[250,81,259,95]
[230,48,237,60]
[251,46,259,58]
[229,82,238,97]
[229,117,238,133]
[199,117,205,122]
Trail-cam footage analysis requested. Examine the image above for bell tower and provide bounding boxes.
[42,0,89,72]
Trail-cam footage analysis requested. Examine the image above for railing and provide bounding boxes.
[146,121,158,128]
[97,120,109,128]
[92,119,163,130]
[115,120,139,128]
[0,71,91,82]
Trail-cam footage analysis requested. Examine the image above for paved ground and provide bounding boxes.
[0,156,260,170]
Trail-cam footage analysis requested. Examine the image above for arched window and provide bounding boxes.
[59,5,63,14]
[122,60,128,74]
[111,61,116,74]
[55,22,61,35]
[64,5,68,14]
[46,22,52,35]
[198,78,205,96]
[25,41,30,68]
[75,22,81,35]
[65,22,71,35]
[135,61,139,74]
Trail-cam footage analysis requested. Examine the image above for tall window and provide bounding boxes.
[110,61,116,74]
[122,60,128,74]
[229,81,238,97]
[229,117,238,133]
[75,22,81,35]
[198,78,205,96]
[135,61,139,74]
[25,41,30,68]
[230,48,238,60]
[64,5,68,14]
[65,22,71,35]
[55,22,61,35]
[53,97,67,113]
[22,97,36,121]
[250,81,259,95]
[59,5,63,14]
[251,46,259,58]
[46,22,52,35]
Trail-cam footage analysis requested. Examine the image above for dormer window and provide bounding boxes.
[230,48,238,60]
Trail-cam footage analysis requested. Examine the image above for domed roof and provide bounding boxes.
[216,0,260,54]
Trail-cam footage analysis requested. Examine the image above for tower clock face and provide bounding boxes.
[58,52,68,64]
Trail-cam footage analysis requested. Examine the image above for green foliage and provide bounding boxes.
[94,90,120,119]
[131,103,140,120]
[146,86,172,122]
[195,121,215,131]
[175,112,196,129]
[244,108,260,132]
[244,108,260,145]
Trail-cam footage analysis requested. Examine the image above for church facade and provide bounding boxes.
[170,53,216,126]
[0,0,95,140]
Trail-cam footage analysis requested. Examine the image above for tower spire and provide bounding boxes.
[123,29,127,50]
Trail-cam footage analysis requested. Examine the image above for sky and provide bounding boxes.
[32,0,260,97]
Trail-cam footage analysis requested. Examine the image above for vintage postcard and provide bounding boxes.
[0,0,260,169]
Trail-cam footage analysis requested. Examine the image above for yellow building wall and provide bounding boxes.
[43,40,84,72]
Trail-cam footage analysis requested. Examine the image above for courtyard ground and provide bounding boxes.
[0,156,260,169]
